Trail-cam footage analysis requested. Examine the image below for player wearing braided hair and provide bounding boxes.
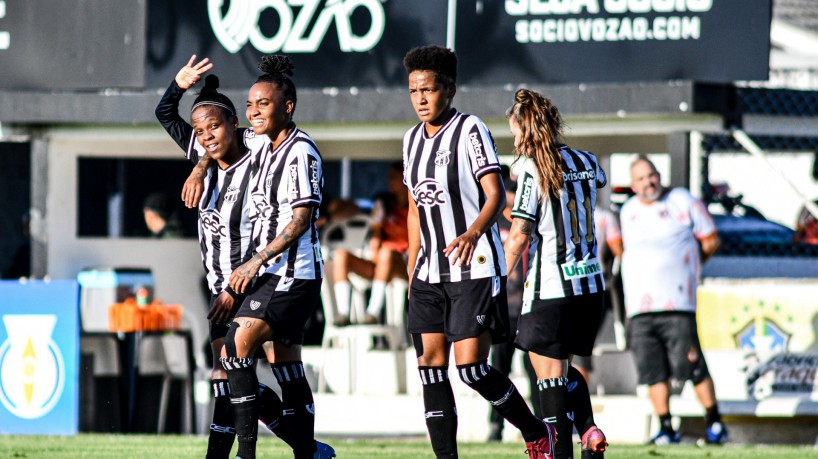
[157,55,333,459]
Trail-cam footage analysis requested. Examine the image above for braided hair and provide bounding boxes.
[506,89,564,200]
[256,54,297,115]
[191,74,236,117]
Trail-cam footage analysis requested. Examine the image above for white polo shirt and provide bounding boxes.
[619,188,716,317]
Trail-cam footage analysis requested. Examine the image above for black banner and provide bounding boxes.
[0,0,771,90]
[457,0,771,85]
[0,0,146,90]
[146,0,447,89]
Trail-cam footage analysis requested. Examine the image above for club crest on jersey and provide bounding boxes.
[265,169,274,189]
[413,179,447,208]
[200,209,227,237]
[434,149,451,167]
[223,185,241,203]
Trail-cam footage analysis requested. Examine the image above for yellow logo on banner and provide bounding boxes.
[0,315,65,419]
[697,280,816,353]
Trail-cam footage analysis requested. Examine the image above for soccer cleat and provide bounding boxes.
[580,426,608,458]
[705,421,728,445]
[314,440,336,458]
[648,429,681,445]
[524,422,556,459]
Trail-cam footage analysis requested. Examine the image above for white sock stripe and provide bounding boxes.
[536,377,568,390]
[220,357,254,370]
[490,385,516,406]
[419,367,448,385]
[230,394,256,404]
[210,423,236,434]
[273,363,306,383]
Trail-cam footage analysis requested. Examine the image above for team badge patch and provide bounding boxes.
[476,315,486,325]
[250,300,261,311]
[476,255,487,264]
[434,149,451,167]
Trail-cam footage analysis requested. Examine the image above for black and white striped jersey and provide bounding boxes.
[155,80,260,295]
[511,146,607,300]
[247,127,323,280]
[403,111,507,283]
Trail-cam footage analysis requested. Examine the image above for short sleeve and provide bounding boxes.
[464,119,501,181]
[688,193,716,239]
[595,160,608,189]
[510,163,540,222]
[288,143,322,208]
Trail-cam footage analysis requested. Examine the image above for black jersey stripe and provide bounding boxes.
[425,130,450,281]
[564,148,592,295]
[447,117,470,280]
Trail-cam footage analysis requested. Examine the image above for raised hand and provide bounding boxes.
[175,55,213,90]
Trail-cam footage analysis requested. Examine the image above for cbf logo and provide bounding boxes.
[413,179,447,208]
[434,150,451,167]
[208,0,386,54]
[0,315,65,419]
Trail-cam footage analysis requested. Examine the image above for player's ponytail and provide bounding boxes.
[256,54,298,116]
[191,74,237,118]
[506,89,564,200]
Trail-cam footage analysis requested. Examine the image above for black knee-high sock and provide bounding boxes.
[418,366,458,458]
[272,362,316,459]
[223,358,259,459]
[538,377,572,459]
[257,383,295,448]
[207,379,235,459]
[566,366,596,437]
[457,362,547,443]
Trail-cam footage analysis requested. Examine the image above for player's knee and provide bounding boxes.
[456,361,491,387]
[222,322,240,358]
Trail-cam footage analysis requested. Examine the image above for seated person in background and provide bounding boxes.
[332,162,409,326]
[143,192,182,238]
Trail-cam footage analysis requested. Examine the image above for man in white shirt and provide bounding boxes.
[610,156,727,445]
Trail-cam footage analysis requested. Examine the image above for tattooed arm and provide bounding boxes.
[504,217,534,274]
[181,153,213,208]
[229,206,313,294]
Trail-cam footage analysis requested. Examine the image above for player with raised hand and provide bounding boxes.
[156,55,333,459]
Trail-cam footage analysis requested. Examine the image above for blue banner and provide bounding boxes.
[0,280,79,435]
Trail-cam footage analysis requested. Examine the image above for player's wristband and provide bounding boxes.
[224,285,240,300]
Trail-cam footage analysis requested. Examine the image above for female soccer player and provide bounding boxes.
[504,89,608,459]
[220,55,325,459]
[158,55,332,459]
[402,45,555,459]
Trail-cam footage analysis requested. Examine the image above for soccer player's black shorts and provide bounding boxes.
[627,312,710,386]
[234,273,322,347]
[407,275,509,344]
[208,291,246,343]
[515,291,604,360]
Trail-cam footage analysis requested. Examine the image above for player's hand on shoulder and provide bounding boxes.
[181,162,208,208]
[175,54,213,90]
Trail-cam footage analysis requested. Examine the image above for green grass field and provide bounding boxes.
[1,435,817,458]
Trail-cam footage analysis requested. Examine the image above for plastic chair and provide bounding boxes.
[138,333,194,433]
[317,216,406,394]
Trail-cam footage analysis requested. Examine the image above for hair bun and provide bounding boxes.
[515,88,536,105]
[202,74,220,93]
[258,55,294,77]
